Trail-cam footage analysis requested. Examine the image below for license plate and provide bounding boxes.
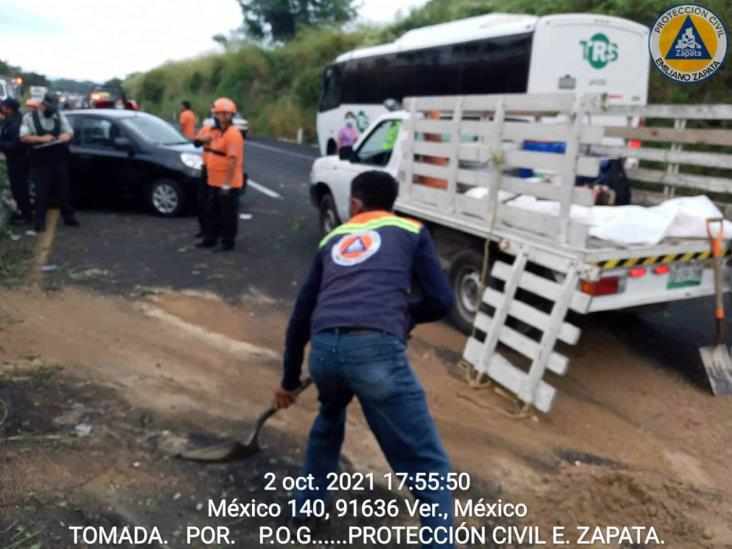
[668,262,703,289]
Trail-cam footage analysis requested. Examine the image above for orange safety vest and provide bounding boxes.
[206,125,244,189]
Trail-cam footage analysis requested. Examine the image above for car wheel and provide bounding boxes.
[150,179,184,217]
[449,249,489,335]
[319,193,341,236]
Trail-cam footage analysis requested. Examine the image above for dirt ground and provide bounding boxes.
[1,207,732,548]
[1,278,731,547]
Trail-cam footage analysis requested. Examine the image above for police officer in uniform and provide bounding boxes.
[20,92,79,232]
[0,98,32,224]
[274,171,456,547]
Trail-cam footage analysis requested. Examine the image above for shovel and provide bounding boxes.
[699,218,732,396]
[179,377,313,463]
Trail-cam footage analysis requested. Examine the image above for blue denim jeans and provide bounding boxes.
[296,329,454,548]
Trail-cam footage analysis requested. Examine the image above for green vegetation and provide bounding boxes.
[117,0,726,141]
[125,26,367,141]
[238,0,357,41]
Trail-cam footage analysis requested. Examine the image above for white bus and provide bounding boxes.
[317,13,650,155]
[0,77,19,102]
[29,85,48,101]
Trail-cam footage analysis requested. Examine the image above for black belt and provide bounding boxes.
[203,147,227,157]
[321,327,374,334]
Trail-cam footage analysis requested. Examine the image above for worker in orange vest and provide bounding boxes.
[179,100,196,140]
[196,97,244,253]
[193,108,215,238]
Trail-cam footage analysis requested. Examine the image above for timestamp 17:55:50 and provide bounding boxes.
[264,471,471,493]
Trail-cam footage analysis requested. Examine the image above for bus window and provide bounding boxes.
[319,64,343,112]
[457,33,532,94]
[412,44,461,96]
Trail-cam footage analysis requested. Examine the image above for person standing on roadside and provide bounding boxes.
[192,110,215,238]
[196,97,243,253]
[337,111,360,150]
[179,100,196,140]
[274,171,456,548]
[20,92,79,232]
[0,98,32,225]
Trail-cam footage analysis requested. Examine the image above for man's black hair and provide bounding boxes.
[351,170,398,212]
[1,98,20,112]
[182,100,191,109]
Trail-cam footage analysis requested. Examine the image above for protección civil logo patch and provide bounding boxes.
[331,231,382,266]
[649,4,728,83]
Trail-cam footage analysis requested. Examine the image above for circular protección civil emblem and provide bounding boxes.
[649,4,728,83]
[331,231,382,266]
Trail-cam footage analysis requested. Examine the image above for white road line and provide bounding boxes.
[247,140,318,161]
[248,179,284,200]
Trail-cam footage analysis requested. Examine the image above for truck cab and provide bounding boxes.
[310,111,408,234]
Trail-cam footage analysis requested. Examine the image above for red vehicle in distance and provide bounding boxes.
[86,84,139,110]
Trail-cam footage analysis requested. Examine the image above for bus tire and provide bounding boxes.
[319,193,341,236]
[448,249,489,334]
[326,138,337,156]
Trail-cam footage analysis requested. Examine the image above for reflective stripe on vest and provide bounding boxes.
[319,215,421,249]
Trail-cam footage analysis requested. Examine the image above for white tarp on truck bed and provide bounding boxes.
[467,190,731,245]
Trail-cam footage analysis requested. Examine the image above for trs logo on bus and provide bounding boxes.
[580,33,618,69]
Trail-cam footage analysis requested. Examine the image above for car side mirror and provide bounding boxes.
[338,145,353,161]
[113,136,132,149]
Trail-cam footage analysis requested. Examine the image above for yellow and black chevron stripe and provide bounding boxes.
[594,249,730,270]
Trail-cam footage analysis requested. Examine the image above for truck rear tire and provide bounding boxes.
[448,249,488,334]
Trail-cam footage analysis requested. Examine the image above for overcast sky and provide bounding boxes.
[0,0,429,82]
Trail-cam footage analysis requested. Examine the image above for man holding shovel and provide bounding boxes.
[274,170,455,546]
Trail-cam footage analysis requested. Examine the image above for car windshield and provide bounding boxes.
[121,115,189,146]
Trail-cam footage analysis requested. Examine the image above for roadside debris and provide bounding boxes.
[68,268,109,281]
[40,264,60,272]
[74,423,92,438]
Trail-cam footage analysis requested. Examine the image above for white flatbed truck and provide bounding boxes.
[309,92,732,412]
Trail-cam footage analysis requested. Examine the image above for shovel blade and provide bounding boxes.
[178,440,260,463]
[699,344,732,396]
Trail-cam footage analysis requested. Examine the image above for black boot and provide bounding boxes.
[213,243,234,253]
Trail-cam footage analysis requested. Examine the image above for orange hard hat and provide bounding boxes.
[212,97,237,114]
[26,98,40,108]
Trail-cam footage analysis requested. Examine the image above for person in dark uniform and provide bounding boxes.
[0,98,32,225]
[20,92,79,232]
[274,171,456,547]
